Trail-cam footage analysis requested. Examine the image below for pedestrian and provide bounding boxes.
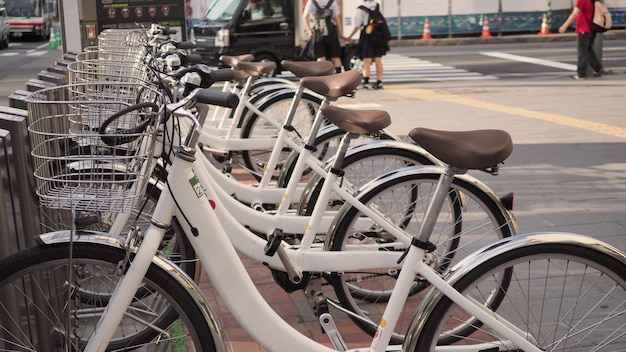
[558,0,605,80]
[185,0,193,37]
[247,0,271,20]
[302,0,344,73]
[345,0,390,89]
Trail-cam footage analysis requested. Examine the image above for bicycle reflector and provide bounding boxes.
[500,192,514,211]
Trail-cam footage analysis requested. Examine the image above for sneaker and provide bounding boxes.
[361,82,369,90]
[592,69,607,78]
[371,82,383,89]
[569,74,586,80]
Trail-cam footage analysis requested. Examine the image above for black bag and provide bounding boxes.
[358,3,391,42]
[299,37,317,61]
[311,0,336,38]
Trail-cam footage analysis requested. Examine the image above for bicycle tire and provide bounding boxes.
[0,241,217,351]
[296,141,438,216]
[236,80,294,127]
[240,90,322,180]
[326,168,516,343]
[277,126,400,189]
[409,233,626,351]
[71,178,197,278]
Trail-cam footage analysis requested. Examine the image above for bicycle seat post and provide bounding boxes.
[274,96,332,213]
[225,73,256,139]
[415,165,461,245]
[256,82,308,188]
[298,131,357,249]
[408,127,513,246]
[258,61,335,187]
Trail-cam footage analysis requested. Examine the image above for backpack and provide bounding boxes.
[311,0,335,37]
[358,3,391,42]
[589,0,612,33]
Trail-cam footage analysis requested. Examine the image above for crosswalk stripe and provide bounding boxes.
[1,50,48,56]
[278,54,496,83]
[27,51,48,56]
[365,54,498,83]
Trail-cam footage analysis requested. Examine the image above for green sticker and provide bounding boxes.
[189,176,205,198]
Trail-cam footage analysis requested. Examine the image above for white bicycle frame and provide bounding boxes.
[195,72,319,152]
[106,70,331,235]
[85,99,540,352]
[84,113,542,352]
[208,76,297,129]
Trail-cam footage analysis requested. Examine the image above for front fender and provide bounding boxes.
[35,230,228,352]
[324,165,519,250]
[402,231,626,351]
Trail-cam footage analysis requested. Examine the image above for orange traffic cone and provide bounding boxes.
[422,18,432,40]
[481,16,492,38]
[538,14,550,35]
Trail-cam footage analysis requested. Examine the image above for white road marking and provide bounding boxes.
[481,51,577,71]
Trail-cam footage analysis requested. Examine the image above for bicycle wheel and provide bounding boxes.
[409,233,626,351]
[48,178,198,280]
[0,241,218,351]
[240,90,322,180]
[326,167,516,343]
[296,141,438,216]
[277,126,401,189]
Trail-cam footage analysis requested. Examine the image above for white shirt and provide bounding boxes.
[354,1,379,27]
[303,0,340,18]
[251,8,265,20]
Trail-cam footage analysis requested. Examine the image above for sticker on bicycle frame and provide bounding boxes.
[189,176,205,198]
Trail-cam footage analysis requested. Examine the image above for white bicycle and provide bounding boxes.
[131,74,518,342]
[1,85,624,351]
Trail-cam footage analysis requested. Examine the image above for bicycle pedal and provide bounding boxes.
[314,291,347,351]
[264,228,284,256]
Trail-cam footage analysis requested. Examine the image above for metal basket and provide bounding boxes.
[75,49,148,64]
[67,60,155,86]
[25,84,163,212]
[82,45,149,58]
[99,29,147,41]
[62,82,161,129]
[98,31,146,47]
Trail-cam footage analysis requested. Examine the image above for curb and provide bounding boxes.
[389,29,626,47]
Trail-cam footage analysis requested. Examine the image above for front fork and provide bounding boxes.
[83,215,170,351]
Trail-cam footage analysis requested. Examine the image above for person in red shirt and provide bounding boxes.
[558,0,605,80]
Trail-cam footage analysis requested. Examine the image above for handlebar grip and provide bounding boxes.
[210,68,236,83]
[177,41,196,50]
[161,27,177,36]
[196,90,240,109]
[183,54,203,65]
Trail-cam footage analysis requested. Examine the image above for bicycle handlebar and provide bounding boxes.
[98,102,161,147]
[196,89,240,109]
[161,27,177,36]
[176,41,196,50]
[173,66,236,87]
[184,54,203,66]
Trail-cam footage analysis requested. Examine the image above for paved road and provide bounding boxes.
[337,75,626,254]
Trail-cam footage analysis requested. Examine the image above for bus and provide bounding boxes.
[4,0,56,39]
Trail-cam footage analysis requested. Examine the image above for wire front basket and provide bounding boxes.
[26,83,163,212]
[67,60,155,86]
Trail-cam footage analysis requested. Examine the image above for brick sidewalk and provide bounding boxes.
[198,157,378,351]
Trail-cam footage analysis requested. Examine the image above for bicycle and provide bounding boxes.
[33,67,516,342]
[61,31,437,284]
[4,82,624,351]
[37,30,517,340]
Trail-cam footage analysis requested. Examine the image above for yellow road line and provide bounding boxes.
[389,87,626,139]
